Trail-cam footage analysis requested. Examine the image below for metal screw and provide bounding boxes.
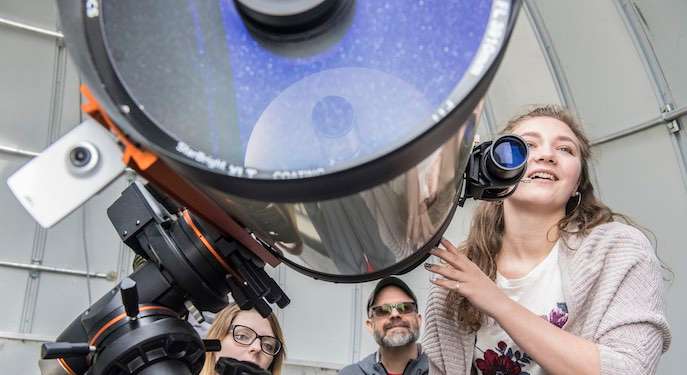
[86,0,100,18]
[135,220,141,226]
[120,105,131,114]
[667,120,680,134]
[661,103,675,113]
[123,230,128,236]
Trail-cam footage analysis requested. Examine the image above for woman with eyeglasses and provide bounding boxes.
[201,303,286,375]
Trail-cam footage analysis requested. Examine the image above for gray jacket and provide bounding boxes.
[340,346,428,375]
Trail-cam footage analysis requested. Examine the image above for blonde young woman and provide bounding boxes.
[201,304,286,375]
[422,105,671,375]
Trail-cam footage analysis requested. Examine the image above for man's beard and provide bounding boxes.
[374,323,418,348]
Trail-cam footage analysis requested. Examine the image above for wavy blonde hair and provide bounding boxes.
[200,304,286,375]
[446,104,628,332]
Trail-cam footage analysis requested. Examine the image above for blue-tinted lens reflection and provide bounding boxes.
[493,139,527,169]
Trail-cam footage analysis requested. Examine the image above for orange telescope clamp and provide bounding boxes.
[80,85,279,267]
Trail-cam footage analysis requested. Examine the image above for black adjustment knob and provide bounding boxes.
[275,293,291,309]
[120,277,139,318]
[41,342,93,359]
[203,339,222,352]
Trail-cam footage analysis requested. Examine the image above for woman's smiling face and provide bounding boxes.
[506,116,583,214]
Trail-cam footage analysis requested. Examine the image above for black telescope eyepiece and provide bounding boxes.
[486,135,529,181]
[459,134,529,205]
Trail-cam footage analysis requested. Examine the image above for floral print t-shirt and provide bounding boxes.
[473,242,568,375]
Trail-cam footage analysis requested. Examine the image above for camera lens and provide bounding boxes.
[66,142,99,176]
[69,146,92,168]
[487,135,528,180]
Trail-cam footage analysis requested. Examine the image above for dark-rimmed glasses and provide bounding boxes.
[368,302,417,318]
[229,324,282,356]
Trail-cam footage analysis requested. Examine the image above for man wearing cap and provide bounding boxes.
[340,277,428,375]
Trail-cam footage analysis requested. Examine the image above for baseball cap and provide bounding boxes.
[366,276,418,312]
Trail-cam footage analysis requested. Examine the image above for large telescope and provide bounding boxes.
[8,1,526,374]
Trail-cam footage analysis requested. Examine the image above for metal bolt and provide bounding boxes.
[136,220,141,226]
[661,103,675,113]
[120,105,131,114]
[123,230,128,236]
[86,0,100,18]
[667,120,681,134]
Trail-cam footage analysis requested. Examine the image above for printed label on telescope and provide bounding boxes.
[176,141,228,171]
[225,164,258,178]
[469,0,510,77]
[272,168,326,179]
[431,99,458,123]
[176,140,327,179]
[245,168,258,178]
[228,164,245,177]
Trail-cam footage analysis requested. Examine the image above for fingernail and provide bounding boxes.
[424,262,433,270]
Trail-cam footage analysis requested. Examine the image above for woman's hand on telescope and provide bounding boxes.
[425,238,510,318]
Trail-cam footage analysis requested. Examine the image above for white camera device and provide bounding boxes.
[7,118,125,228]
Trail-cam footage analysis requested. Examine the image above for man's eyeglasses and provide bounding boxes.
[230,325,282,356]
[368,302,417,318]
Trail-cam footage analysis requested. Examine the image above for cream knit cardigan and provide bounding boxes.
[421,222,671,375]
